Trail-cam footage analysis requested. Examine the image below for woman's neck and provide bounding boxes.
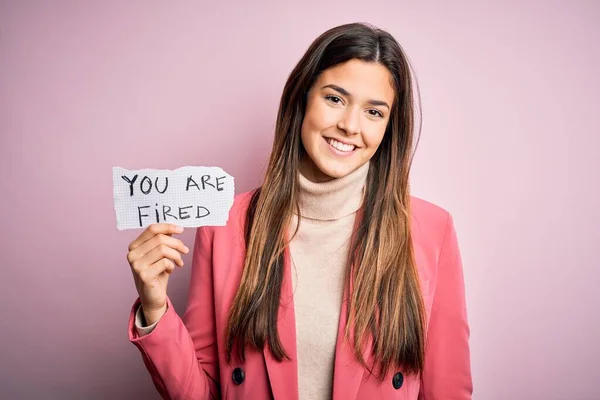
[296,161,370,221]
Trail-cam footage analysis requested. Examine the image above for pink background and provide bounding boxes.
[1,1,598,399]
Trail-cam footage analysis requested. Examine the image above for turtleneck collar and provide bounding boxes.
[296,161,370,221]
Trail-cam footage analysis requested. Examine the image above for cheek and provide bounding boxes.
[363,127,387,151]
[300,117,312,147]
[300,118,318,155]
[303,101,335,133]
[301,107,324,146]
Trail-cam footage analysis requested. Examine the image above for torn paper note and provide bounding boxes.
[112,166,235,230]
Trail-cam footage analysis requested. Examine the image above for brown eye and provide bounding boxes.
[325,95,342,104]
[368,109,384,118]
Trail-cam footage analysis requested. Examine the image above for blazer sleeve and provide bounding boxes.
[418,213,473,399]
[128,226,220,400]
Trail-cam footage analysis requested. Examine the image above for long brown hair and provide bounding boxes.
[225,22,426,379]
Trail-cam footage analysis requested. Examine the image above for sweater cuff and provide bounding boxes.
[134,303,163,336]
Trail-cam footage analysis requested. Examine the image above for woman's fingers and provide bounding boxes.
[127,233,189,266]
[131,242,187,273]
[128,223,184,252]
[138,258,176,286]
[126,224,186,314]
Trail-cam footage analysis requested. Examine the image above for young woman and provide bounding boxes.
[126,22,472,399]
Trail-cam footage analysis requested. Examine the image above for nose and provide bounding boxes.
[337,106,362,136]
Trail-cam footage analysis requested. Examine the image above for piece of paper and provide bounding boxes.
[112,166,235,230]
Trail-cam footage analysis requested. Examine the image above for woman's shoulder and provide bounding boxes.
[206,189,256,235]
[410,195,450,223]
[230,189,257,218]
[409,195,454,246]
[210,191,456,244]
[225,191,454,231]
[197,189,257,252]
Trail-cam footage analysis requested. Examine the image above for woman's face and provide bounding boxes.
[300,59,395,183]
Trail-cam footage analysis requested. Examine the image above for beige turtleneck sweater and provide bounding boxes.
[289,161,369,399]
[135,162,370,400]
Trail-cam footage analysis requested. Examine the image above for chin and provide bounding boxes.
[316,160,355,179]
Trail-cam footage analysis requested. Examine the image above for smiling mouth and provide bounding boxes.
[325,137,357,152]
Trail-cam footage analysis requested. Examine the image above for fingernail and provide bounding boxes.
[184,246,190,253]
[174,225,183,232]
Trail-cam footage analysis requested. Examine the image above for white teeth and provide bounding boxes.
[326,138,356,152]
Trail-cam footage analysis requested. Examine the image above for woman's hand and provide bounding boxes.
[127,223,189,325]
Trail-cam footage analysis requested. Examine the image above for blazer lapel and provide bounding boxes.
[331,285,372,400]
[332,208,371,400]
[263,245,299,400]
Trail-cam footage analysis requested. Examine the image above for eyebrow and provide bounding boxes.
[321,84,390,110]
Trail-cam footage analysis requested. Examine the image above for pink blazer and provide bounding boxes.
[128,190,472,399]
